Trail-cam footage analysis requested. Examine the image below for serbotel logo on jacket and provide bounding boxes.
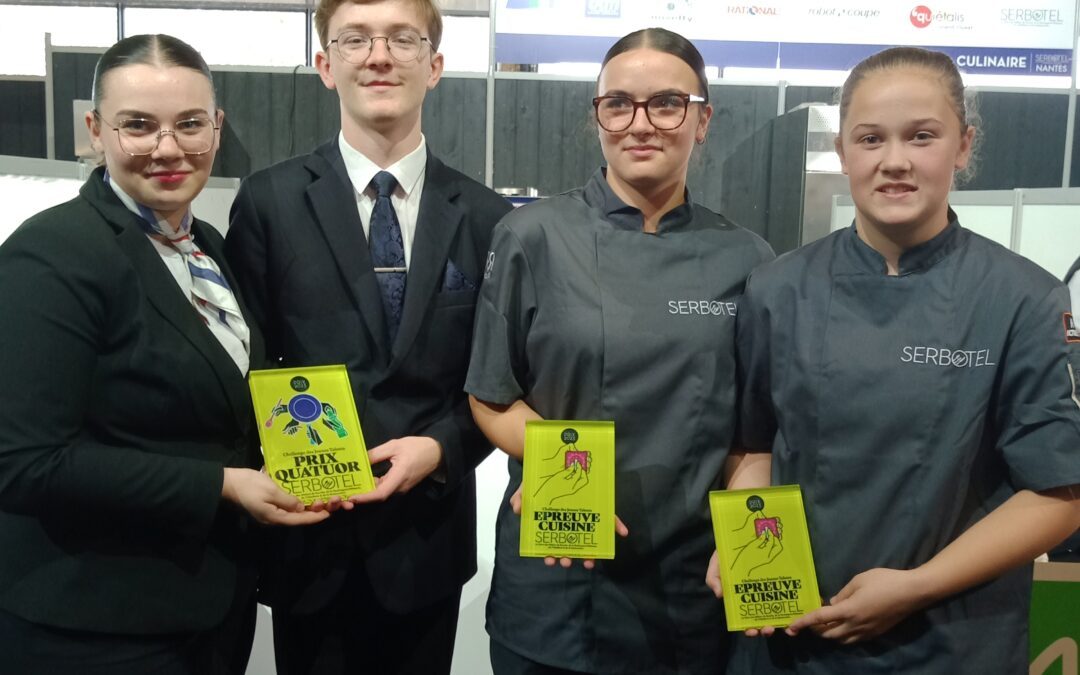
[900,345,996,368]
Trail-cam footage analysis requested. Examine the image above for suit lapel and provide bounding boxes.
[192,218,261,431]
[387,153,464,372]
[304,142,391,364]
[82,176,252,430]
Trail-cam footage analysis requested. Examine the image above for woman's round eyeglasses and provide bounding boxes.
[592,93,706,132]
[93,111,218,156]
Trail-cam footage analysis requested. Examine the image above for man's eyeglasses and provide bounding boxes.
[592,93,706,132]
[93,111,219,156]
[328,30,432,64]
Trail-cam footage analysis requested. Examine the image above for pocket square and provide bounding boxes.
[442,259,477,292]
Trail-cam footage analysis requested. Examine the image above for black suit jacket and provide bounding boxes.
[226,139,511,614]
[0,170,265,634]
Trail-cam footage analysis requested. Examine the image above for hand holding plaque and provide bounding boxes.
[709,486,821,631]
[519,421,616,561]
[249,365,376,505]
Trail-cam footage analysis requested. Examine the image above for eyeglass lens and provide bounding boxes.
[333,31,426,63]
[113,118,216,155]
[596,94,691,132]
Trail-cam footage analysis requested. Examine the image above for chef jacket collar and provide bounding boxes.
[584,167,695,234]
[844,207,962,276]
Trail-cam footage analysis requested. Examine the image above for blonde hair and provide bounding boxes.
[315,0,443,51]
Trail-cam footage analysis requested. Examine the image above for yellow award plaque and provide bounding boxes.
[519,420,616,559]
[709,485,821,631]
[249,365,376,504]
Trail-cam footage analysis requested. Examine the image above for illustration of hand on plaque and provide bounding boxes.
[533,444,591,506]
[730,507,784,579]
[321,402,348,439]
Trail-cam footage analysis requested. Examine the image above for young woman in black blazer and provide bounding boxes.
[0,34,326,675]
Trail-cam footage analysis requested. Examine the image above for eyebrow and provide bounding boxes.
[336,21,424,35]
[112,108,211,119]
[849,118,944,132]
[599,88,689,98]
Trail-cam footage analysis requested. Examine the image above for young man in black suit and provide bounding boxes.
[224,1,511,673]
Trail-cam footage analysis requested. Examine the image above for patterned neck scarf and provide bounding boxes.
[104,171,250,370]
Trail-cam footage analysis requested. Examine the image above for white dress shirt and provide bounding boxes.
[338,131,428,270]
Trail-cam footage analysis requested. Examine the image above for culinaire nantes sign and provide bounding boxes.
[249,365,375,504]
[710,486,821,631]
[520,421,615,559]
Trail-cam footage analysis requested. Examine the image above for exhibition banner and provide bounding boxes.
[495,0,1074,76]
[1030,562,1080,675]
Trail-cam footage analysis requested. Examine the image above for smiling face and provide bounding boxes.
[596,47,711,202]
[836,66,975,246]
[87,63,221,227]
[315,0,443,141]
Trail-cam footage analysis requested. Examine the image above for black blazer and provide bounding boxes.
[226,139,511,614]
[0,170,264,634]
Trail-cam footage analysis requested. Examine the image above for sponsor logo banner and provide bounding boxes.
[495,0,1073,75]
[777,42,1071,75]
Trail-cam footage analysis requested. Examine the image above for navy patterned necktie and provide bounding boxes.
[369,170,407,342]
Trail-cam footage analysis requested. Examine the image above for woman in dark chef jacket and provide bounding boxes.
[1056,255,1080,561]
[0,34,326,675]
[466,28,773,674]
[723,47,1080,674]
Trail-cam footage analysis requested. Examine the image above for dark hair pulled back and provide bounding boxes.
[92,34,214,108]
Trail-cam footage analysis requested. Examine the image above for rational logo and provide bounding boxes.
[728,5,779,16]
[910,5,932,27]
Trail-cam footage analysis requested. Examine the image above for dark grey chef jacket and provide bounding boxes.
[465,169,774,674]
[731,217,1080,675]
[1057,255,1080,559]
